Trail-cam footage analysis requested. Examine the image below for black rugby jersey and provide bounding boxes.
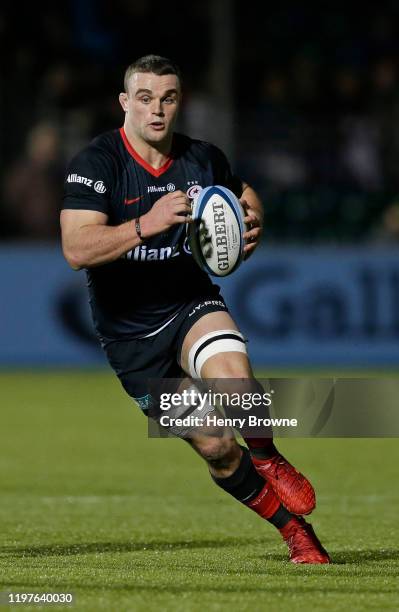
[62,128,242,342]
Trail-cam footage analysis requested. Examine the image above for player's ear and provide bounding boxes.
[119,92,129,112]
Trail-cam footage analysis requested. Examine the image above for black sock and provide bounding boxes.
[211,445,265,503]
[211,446,293,528]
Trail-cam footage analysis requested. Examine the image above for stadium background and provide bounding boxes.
[1,3,399,611]
[2,1,399,367]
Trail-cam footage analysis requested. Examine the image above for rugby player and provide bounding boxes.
[61,55,330,564]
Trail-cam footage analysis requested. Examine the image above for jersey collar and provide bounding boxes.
[119,127,174,177]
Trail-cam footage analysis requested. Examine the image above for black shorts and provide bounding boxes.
[104,295,228,411]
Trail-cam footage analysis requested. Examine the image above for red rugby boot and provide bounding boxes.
[252,453,316,515]
[280,516,330,564]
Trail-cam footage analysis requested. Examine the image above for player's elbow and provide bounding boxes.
[66,254,84,271]
[62,245,85,270]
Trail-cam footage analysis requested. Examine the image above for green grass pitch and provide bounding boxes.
[1,371,398,611]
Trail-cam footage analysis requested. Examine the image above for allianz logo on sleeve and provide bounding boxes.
[66,174,106,193]
[147,183,176,193]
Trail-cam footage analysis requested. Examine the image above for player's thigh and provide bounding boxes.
[104,330,182,413]
[180,311,253,378]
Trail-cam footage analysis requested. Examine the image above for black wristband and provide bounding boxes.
[135,217,143,240]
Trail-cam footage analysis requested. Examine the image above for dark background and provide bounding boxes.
[2,1,399,243]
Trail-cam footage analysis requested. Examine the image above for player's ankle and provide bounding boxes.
[245,438,278,460]
[268,506,294,531]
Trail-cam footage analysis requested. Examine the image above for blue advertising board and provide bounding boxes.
[219,247,399,366]
[1,245,399,367]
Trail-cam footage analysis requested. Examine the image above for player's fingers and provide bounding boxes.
[172,198,191,208]
[172,203,191,213]
[174,202,192,215]
[170,195,190,206]
[243,227,261,240]
[172,191,190,205]
[170,189,188,199]
[172,214,192,224]
[244,214,260,227]
[158,191,186,205]
[243,242,257,259]
[244,230,260,247]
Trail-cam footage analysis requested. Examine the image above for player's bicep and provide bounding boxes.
[60,209,108,269]
[61,208,108,239]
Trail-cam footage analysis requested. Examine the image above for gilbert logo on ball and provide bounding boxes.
[188,185,245,277]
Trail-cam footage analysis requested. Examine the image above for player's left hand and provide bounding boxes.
[241,199,263,260]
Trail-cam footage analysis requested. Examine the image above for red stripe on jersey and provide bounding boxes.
[119,127,174,177]
[124,196,142,205]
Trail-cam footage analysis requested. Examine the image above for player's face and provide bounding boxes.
[121,72,181,146]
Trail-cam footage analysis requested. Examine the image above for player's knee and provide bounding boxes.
[195,436,240,468]
[207,375,262,405]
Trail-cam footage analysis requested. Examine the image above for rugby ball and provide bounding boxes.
[188,185,245,277]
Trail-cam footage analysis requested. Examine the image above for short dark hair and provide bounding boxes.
[123,55,182,92]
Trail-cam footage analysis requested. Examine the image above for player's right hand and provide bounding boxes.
[140,190,192,238]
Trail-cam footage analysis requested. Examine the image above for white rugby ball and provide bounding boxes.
[188,185,245,277]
